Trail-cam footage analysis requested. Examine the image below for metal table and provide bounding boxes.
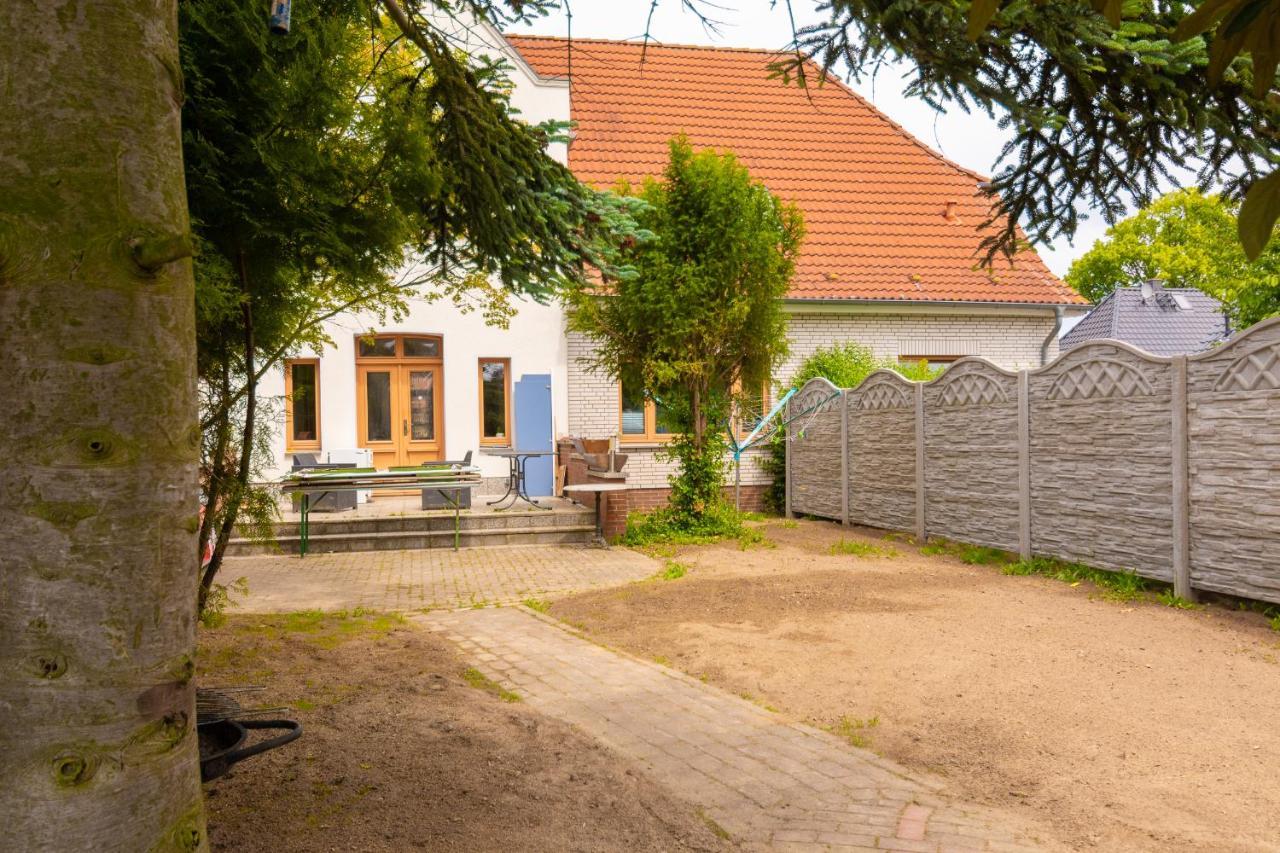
[482,449,555,511]
[562,482,630,545]
[281,465,482,556]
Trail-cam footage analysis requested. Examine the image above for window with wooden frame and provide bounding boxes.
[731,381,771,441]
[284,358,321,450]
[478,358,512,446]
[618,384,674,443]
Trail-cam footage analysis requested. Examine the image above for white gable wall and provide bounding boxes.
[259,16,572,483]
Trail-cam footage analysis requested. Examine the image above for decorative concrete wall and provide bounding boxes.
[786,318,1280,605]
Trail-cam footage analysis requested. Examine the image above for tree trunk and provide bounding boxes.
[0,2,206,849]
[202,299,256,605]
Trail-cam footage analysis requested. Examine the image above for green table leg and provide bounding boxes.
[299,493,309,558]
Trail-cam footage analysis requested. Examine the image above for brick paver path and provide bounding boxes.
[222,546,657,613]
[421,606,1052,853]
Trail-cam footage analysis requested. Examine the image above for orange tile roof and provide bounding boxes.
[507,36,1084,306]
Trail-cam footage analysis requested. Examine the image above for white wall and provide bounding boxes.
[261,15,573,482]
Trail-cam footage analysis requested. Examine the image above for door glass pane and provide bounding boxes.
[621,385,645,435]
[481,361,507,440]
[365,372,392,442]
[403,337,440,358]
[359,337,396,357]
[409,370,435,440]
[290,362,317,442]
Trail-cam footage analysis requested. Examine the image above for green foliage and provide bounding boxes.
[622,503,746,548]
[660,562,689,580]
[567,136,803,525]
[1003,557,1148,602]
[829,714,880,749]
[763,342,942,512]
[1156,589,1204,610]
[1065,188,1280,328]
[199,577,249,629]
[792,2,1279,261]
[828,539,897,558]
[737,527,775,551]
[521,598,551,613]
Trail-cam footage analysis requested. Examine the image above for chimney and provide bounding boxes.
[943,200,958,222]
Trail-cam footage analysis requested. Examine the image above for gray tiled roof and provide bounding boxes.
[1060,284,1230,356]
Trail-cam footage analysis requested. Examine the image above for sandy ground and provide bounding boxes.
[550,519,1280,852]
[198,613,730,852]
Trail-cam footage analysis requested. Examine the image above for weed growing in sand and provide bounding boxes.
[779,518,799,529]
[652,655,672,666]
[462,667,521,703]
[829,715,879,748]
[660,561,688,580]
[1004,557,1148,602]
[522,598,551,613]
[828,539,896,558]
[1156,589,1204,610]
[959,545,1013,566]
[737,527,775,550]
[919,542,948,557]
[200,576,249,628]
[1270,612,1280,633]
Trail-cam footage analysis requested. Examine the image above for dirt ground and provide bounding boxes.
[550,519,1280,853]
[197,612,730,852]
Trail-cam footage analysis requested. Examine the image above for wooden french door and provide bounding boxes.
[355,335,444,470]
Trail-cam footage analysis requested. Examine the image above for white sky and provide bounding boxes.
[507,0,1119,277]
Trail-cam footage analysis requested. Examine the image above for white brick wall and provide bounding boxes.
[567,308,1061,490]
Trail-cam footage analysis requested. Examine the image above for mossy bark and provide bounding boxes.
[0,1,206,849]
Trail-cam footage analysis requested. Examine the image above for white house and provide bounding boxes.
[262,23,1087,510]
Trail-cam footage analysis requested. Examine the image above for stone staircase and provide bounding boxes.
[226,504,597,556]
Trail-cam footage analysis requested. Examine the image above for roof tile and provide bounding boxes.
[508,36,1083,306]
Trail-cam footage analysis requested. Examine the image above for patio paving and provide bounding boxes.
[222,545,657,613]
[420,606,1054,853]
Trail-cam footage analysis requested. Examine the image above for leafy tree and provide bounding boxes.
[785,0,1280,260]
[567,136,803,526]
[184,0,642,608]
[1066,188,1280,327]
[3,0,627,844]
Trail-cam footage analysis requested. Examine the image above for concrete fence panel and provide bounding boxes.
[922,358,1021,553]
[1186,318,1280,602]
[1027,342,1176,580]
[784,317,1280,606]
[847,370,918,532]
[787,377,844,520]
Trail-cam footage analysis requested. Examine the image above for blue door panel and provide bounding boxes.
[514,373,553,496]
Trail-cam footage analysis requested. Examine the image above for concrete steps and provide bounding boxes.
[226,506,597,555]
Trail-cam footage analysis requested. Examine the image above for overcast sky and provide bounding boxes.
[507,0,1118,277]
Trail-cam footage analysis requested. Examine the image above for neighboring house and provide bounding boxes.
[1060,280,1231,356]
[262,22,1086,509]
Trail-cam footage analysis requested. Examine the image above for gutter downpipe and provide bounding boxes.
[1040,306,1065,366]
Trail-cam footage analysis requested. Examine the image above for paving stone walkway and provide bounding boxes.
[222,545,657,613]
[420,606,1052,853]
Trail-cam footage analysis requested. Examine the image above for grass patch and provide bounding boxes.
[622,503,754,552]
[958,545,1014,566]
[1003,557,1148,602]
[828,539,897,558]
[737,527,775,551]
[829,715,879,749]
[220,609,407,650]
[1156,589,1204,610]
[919,542,948,557]
[652,655,672,666]
[659,561,689,581]
[778,518,799,529]
[461,667,521,703]
[522,598,551,613]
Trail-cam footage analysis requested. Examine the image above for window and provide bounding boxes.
[899,355,959,371]
[618,384,679,442]
[478,358,511,446]
[285,359,320,450]
[358,336,397,358]
[356,334,443,360]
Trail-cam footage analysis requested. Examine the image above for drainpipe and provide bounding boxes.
[1040,306,1065,366]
